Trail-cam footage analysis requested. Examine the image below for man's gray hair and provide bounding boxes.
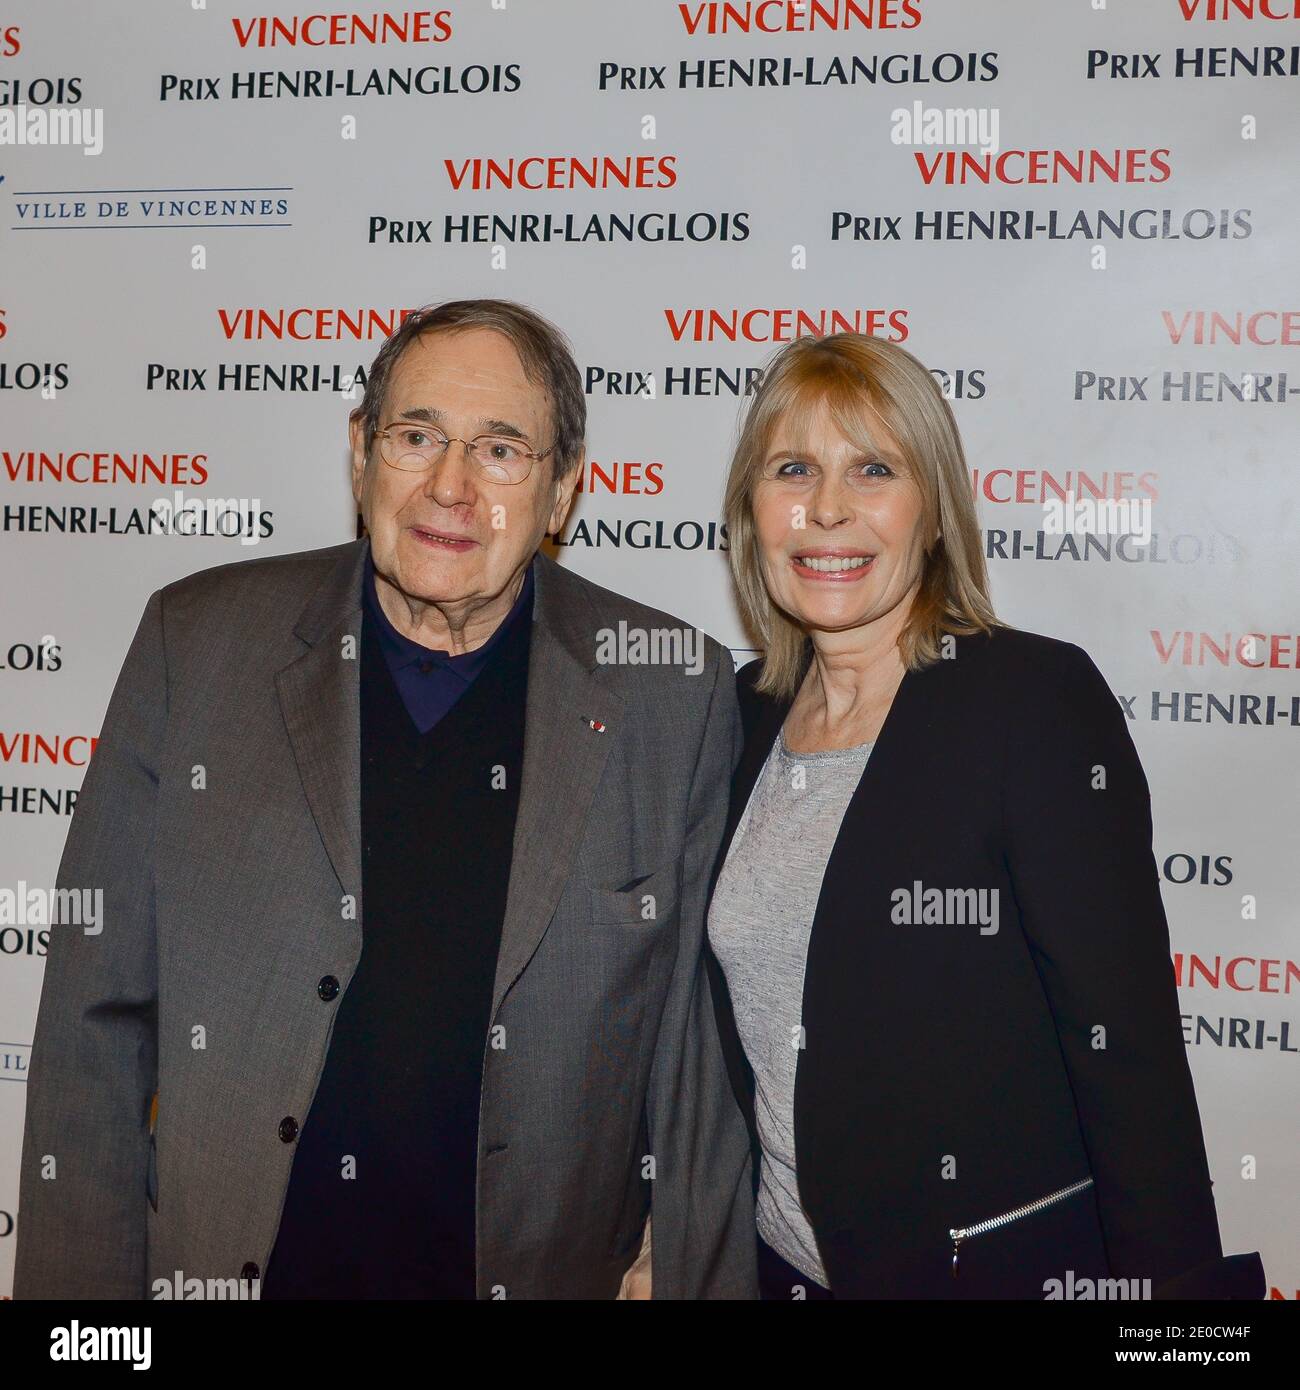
[353,298,587,479]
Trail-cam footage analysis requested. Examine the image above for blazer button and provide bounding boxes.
[317,975,340,1002]
[241,1262,260,1282]
[278,1116,299,1143]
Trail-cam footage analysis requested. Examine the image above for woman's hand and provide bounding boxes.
[615,1217,652,1300]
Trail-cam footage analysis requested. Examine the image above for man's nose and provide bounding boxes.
[423,439,477,505]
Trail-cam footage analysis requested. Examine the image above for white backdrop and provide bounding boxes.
[1,0,1296,1298]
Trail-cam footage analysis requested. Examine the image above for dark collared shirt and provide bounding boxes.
[363,550,535,734]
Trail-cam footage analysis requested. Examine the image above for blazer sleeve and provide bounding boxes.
[1002,641,1226,1291]
[643,646,758,1299]
[14,590,165,1299]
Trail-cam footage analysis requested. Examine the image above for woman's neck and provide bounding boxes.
[784,605,911,753]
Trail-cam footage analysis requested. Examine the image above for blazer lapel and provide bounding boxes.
[708,655,924,1139]
[274,538,623,1012]
[490,550,625,1018]
[275,538,369,906]
[709,671,789,900]
[728,656,925,875]
[705,670,789,1136]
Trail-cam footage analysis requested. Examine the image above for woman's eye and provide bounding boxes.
[859,461,892,478]
[777,460,811,477]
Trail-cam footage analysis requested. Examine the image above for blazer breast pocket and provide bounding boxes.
[588,864,679,928]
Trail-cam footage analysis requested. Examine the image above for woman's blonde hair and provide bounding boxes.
[724,333,1000,699]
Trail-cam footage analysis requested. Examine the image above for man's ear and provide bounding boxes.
[547,456,582,536]
[348,412,369,505]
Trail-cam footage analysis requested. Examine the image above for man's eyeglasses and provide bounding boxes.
[374,422,552,486]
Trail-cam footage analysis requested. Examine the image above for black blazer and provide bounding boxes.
[705,627,1265,1299]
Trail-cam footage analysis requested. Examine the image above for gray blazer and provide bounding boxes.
[14,537,757,1300]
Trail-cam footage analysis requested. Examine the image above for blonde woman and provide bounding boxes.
[703,333,1263,1301]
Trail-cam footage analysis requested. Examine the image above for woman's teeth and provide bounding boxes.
[795,555,873,573]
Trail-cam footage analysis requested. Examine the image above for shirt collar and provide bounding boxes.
[363,550,535,683]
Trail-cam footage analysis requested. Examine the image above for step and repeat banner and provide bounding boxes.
[0,0,1296,1298]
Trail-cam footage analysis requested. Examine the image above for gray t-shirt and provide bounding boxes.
[708,726,872,1289]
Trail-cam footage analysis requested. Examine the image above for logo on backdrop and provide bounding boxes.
[0,732,95,817]
[0,1043,29,1084]
[0,639,61,673]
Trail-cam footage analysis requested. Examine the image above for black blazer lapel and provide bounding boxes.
[712,664,790,896]
[704,662,791,1152]
[704,655,928,1171]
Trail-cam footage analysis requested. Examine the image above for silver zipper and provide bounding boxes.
[949,1176,1094,1277]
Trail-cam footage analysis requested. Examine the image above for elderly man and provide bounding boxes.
[15,298,756,1300]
